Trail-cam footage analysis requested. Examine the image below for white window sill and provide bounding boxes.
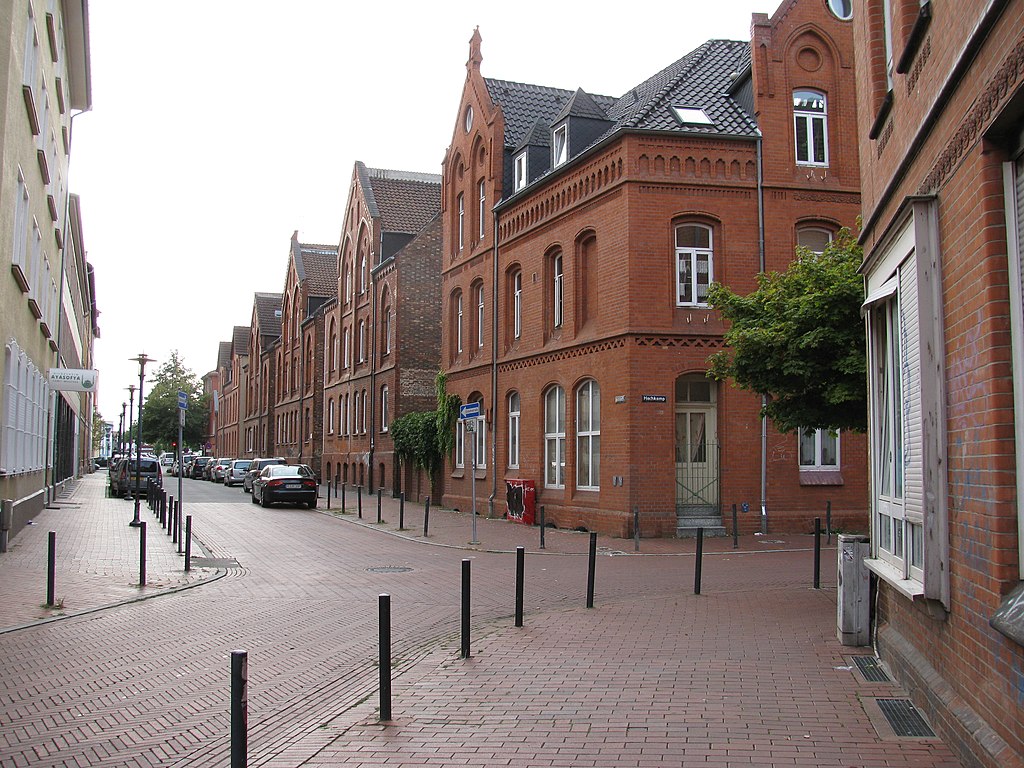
[865,558,924,599]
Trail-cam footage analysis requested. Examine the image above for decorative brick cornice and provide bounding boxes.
[635,336,725,350]
[498,339,626,372]
[919,34,1024,194]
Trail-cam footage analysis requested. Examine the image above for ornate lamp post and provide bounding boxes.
[129,354,154,527]
[125,386,136,458]
[119,401,127,457]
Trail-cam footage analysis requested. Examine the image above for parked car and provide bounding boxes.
[212,458,234,483]
[113,457,162,498]
[159,453,175,469]
[251,464,317,508]
[190,456,213,479]
[223,459,252,487]
[242,457,287,493]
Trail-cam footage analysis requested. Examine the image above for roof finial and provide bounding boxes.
[468,27,482,72]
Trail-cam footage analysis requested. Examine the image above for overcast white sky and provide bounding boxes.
[74,0,780,424]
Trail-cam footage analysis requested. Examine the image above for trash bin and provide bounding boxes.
[505,479,536,525]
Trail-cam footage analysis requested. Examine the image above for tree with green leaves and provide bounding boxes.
[706,228,866,433]
[140,350,210,452]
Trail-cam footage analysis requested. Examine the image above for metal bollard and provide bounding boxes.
[173,500,179,545]
[184,515,192,571]
[515,547,525,627]
[326,481,331,510]
[694,527,704,595]
[461,559,471,658]
[139,521,147,586]
[341,482,346,512]
[46,530,56,606]
[231,650,248,768]
[586,532,597,608]
[357,485,362,519]
[826,501,832,545]
[377,488,382,523]
[1,498,13,553]
[399,493,405,530]
[379,594,392,721]
[423,496,430,537]
[813,517,822,589]
[539,505,546,550]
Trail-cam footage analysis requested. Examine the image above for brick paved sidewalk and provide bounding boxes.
[0,473,221,632]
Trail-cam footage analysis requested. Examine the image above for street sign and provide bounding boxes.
[178,391,188,410]
[179,409,185,427]
[459,402,481,420]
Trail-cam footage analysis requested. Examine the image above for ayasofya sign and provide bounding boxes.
[48,368,99,392]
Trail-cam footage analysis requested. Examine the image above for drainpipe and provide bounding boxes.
[756,134,768,534]
[488,205,499,518]
[367,233,380,493]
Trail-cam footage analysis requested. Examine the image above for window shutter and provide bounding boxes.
[900,254,923,520]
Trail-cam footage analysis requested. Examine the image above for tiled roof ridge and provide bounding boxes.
[365,167,442,185]
[623,39,723,128]
[298,242,337,253]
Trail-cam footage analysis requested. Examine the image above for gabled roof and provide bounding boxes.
[485,39,757,155]
[254,292,283,339]
[514,118,552,152]
[290,235,337,299]
[231,325,250,356]
[217,341,232,372]
[356,164,442,236]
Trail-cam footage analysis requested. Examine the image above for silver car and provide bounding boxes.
[224,459,252,487]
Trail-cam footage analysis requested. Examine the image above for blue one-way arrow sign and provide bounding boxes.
[178,391,188,410]
[459,402,480,420]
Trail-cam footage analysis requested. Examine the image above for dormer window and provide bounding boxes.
[552,124,568,167]
[671,106,713,126]
[514,151,527,192]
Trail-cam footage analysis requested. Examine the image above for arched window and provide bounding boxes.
[358,320,366,362]
[381,385,389,432]
[545,386,566,488]
[794,90,828,166]
[453,290,464,355]
[576,380,600,489]
[508,391,521,468]
[512,270,522,340]
[475,282,485,349]
[797,226,833,255]
[457,192,465,250]
[675,223,713,306]
[328,398,335,434]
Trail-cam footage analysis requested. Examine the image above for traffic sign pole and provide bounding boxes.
[177,391,187,541]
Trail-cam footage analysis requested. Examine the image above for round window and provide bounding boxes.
[827,0,852,20]
[464,105,474,132]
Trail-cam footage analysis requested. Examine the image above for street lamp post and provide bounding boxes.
[129,354,154,527]
[119,401,127,457]
[125,386,136,459]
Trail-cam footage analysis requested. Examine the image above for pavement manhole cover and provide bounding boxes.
[367,565,413,573]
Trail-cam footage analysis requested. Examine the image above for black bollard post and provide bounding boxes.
[515,547,525,627]
[586,532,597,608]
[139,521,147,586]
[334,477,338,499]
[461,559,471,658]
[326,481,331,510]
[377,488,382,524]
[46,530,56,606]
[399,493,405,530]
[814,517,822,589]
[231,650,248,768]
[826,500,832,545]
[379,594,392,721]
[176,501,184,553]
[358,485,362,519]
[167,499,173,537]
[185,515,192,571]
[633,506,640,552]
[341,482,346,512]
[539,505,546,550]
[694,527,704,595]
[732,503,739,549]
[423,496,430,537]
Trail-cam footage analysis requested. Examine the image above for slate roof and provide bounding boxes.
[485,39,756,153]
[231,325,249,356]
[253,292,283,340]
[216,341,231,372]
[292,239,338,299]
[357,163,442,235]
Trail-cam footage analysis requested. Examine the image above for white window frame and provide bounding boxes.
[456,294,463,353]
[457,193,465,250]
[478,179,486,239]
[328,399,335,434]
[383,307,391,355]
[508,391,520,469]
[794,90,828,167]
[381,385,389,432]
[476,284,484,348]
[675,223,713,306]
[552,124,568,167]
[360,255,367,294]
[455,419,465,468]
[513,271,522,339]
[576,380,600,490]
[514,151,527,192]
[552,254,563,328]
[797,226,833,255]
[343,327,350,368]
[358,321,366,362]
[798,428,839,469]
[361,390,367,434]
[544,386,566,488]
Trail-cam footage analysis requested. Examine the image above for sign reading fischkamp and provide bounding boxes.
[48,368,99,392]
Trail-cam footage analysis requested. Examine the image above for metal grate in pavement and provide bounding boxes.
[876,698,936,737]
[367,565,413,573]
[853,655,891,682]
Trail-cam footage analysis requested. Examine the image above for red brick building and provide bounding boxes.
[440,0,866,537]
[215,325,249,459]
[241,291,282,459]
[853,0,1024,765]
[273,233,336,474]
[322,164,441,495]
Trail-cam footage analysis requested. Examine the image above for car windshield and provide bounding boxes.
[265,465,312,478]
[233,461,251,470]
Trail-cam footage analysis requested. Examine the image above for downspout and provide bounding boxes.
[756,134,768,534]
[488,205,499,518]
[298,320,305,465]
[368,234,380,493]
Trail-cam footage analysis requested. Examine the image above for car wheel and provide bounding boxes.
[307,500,316,509]
[260,491,270,508]
[250,490,257,504]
